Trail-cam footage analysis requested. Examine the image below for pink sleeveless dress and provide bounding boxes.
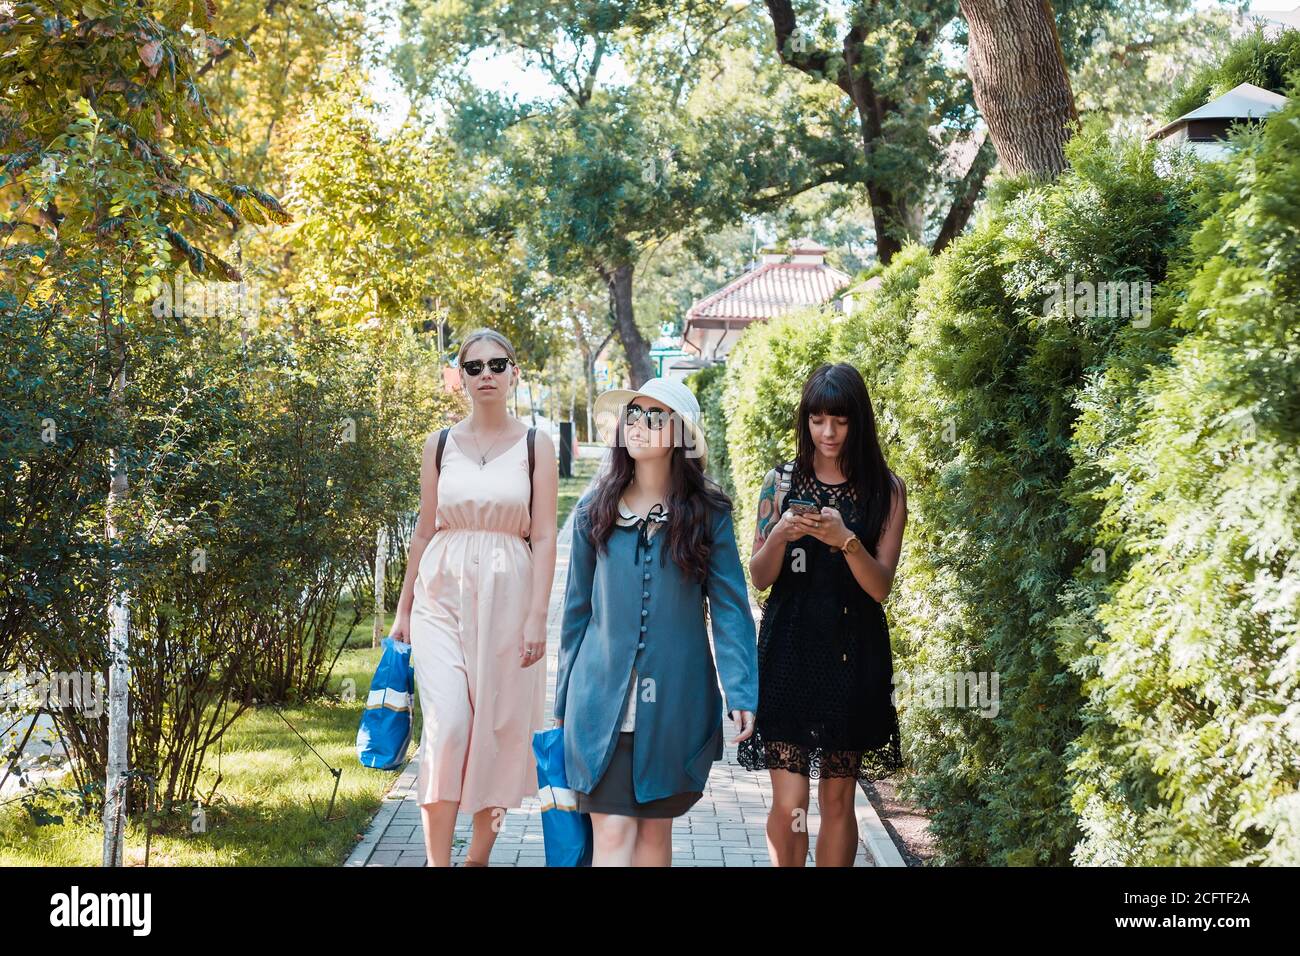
[408,430,546,813]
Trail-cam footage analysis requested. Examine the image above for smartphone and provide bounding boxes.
[786,498,821,517]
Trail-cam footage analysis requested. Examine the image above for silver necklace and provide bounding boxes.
[465,423,511,469]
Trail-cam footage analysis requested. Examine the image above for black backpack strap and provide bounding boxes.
[434,427,449,471]
[525,427,537,548]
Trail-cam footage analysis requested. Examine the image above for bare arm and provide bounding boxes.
[390,431,443,642]
[520,430,558,667]
[748,468,803,591]
[839,475,907,603]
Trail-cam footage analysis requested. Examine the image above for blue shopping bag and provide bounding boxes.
[356,637,415,770]
[533,727,593,867]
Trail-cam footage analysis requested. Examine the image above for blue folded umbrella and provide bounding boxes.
[356,637,415,771]
[533,727,593,867]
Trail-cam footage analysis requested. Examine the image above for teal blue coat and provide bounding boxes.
[554,493,759,802]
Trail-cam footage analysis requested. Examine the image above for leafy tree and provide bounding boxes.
[1069,3,1232,128]
[264,70,526,344]
[763,0,995,258]
[394,0,868,384]
[759,0,1201,250]
[194,0,371,191]
[1,0,286,864]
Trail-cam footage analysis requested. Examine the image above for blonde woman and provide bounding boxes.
[391,328,557,867]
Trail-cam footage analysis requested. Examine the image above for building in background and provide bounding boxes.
[1148,82,1288,160]
[651,322,710,381]
[679,239,853,367]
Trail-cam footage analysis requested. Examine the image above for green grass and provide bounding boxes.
[0,445,603,866]
[0,644,416,866]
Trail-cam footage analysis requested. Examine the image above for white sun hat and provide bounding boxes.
[593,376,708,464]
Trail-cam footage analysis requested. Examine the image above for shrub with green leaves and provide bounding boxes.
[1061,92,1300,865]
[2,297,455,813]
[723,119,1208,864]
[686,362,735,500]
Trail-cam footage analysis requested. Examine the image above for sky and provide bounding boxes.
[363,1,574,135]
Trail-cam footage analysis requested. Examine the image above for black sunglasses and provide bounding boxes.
[625,403,671,430]
[461,357,513,376]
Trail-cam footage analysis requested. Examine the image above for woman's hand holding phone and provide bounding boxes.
[779,499,824,542]
[772,508,811,543]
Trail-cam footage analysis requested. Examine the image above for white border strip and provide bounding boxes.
[855,783,907,867]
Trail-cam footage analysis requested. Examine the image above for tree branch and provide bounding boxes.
[195,0,289,78]
[931,134,996,254]
[535,46,583,104]
[579,34,605,106]
[764,0,851,95]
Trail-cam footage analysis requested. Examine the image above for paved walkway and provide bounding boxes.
[346,457,897,867]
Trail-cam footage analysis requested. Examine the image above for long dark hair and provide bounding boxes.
[587,417,732,583]
[795,363,897,555]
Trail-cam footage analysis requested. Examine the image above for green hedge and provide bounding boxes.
[722,117,1213,863]
[1060,91,1300,865]
[685,362,735,500]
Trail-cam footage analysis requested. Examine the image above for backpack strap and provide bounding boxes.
[434,427,449,472]
[776,460,794,514]
[525,426,537,548]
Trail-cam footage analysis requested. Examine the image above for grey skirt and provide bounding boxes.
[576,732,704,819]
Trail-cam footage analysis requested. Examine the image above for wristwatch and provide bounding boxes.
[838,533,862,555]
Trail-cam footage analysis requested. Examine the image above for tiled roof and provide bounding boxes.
[685,259,852,324]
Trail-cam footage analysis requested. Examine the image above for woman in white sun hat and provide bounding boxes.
[554,376,758,866]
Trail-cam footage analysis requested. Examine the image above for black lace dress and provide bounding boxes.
[736,462,904,781]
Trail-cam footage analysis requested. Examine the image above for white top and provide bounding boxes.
[614,496,668,731]
[621,669,639,732]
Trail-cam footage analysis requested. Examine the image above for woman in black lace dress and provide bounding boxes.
[737,363,907,866]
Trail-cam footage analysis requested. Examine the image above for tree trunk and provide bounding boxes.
[602,263,654,388]
[372,373,388,649]
[864,183,907,264]
[372,525,387,648]
[585,356,595,443]
[571,311,612,444]
[842,24,916,263]
[764,0,998,257]
[959,0,1078,178]
[102,363,129,867]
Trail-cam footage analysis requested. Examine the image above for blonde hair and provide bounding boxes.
[456,328,519,366]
